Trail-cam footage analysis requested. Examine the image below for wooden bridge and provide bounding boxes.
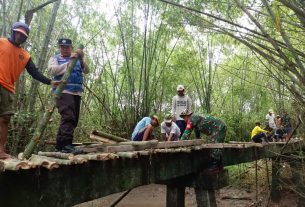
[0,139,304,207]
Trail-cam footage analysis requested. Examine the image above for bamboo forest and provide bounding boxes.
[1,0,305,207]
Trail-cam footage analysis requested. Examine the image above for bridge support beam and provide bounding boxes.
[195,188,217,207]
[271,158,281,202]
[289,160,305,206]
[166,184,185,207]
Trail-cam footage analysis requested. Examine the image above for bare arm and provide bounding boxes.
[143,124,153,141]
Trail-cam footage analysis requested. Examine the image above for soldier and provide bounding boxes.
[180,110,227,171]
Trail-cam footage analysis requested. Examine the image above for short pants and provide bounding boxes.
[0,84,14,117]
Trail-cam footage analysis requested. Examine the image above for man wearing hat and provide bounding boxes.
[48,38,89,154]
[131,115,159,141]
[160,115,180,141]
[265,109,276,130]
[0,22,59,159]
[172,84,192,138]
[180,110,227,171]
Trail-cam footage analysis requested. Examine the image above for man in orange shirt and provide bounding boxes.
[0,22,58,159]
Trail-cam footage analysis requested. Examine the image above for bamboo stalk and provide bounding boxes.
[1,159,31,171]
[38,151,74,160]
[91,130,128,142]
[119,140,158,146]
[30,154,76,165]
[116,152,139,159]
[29,156,59,170]
[22,47,84,160]
[90,134,117,144]
[74,153,119,161]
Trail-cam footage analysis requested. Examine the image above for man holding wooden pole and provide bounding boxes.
[48,38,89,154]
[0,22,59,159]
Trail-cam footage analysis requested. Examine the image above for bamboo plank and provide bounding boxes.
[30,154,76,166]
[91,130,128,142]
[38,151,74,160]
[74,153,119,161]
[116,152,139,159]
[90,134,117,144]
[1,159,32,171]
[29,155,59,170]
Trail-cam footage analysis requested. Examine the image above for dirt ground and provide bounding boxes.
[74,184,298,207]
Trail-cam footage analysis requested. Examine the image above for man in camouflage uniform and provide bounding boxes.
[180,110,227,171]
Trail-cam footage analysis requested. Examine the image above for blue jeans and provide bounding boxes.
[176,120,186,138]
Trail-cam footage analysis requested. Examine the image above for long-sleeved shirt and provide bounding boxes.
[251,126,269,138]
[48,55,89,96]
[172,95,192,121]
[0,38,51,93]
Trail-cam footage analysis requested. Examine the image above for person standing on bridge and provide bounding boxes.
[48,38,89,154]
[131,115,159,141]
[265,109,276,131]
[0,22,59,159]
[180,110,227,171]
[160,115,180,141]
[172,85,192,138]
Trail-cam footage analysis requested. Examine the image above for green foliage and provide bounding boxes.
[1,0,304,154]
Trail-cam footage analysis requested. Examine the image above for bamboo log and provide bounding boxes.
[44,140,97,146]
[22,45,84,160]
[153,148,192,154]
[29,155,59,170]
[30,154,76,166]
[90,134,117,144]
[120,140,159,146]
[137,151,151,156]
[116,152,139,159]
[74,153,119,161]
[1,159,31,171]
[91,130,128,142]
[38,151,74,160]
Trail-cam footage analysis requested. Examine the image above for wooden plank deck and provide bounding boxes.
[0,139,303,207]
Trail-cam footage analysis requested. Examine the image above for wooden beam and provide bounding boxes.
[166,185,185,207]
[91,130,128,142]
[89,134,117,144]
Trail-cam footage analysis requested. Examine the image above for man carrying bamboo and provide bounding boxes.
[48,38,89,154]
[0,22,58,159]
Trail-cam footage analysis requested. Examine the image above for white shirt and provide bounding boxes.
[160,121,181,136]
[265,113,276,129]
[172,95,192,121]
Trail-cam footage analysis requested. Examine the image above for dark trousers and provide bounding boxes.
[55,93,81,149]
[252,133,267,143]
[176,120,186,138]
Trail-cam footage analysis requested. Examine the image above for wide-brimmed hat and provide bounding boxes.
[180,109,193,117]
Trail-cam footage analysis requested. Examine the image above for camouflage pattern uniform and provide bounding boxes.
[181,114,227,161]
